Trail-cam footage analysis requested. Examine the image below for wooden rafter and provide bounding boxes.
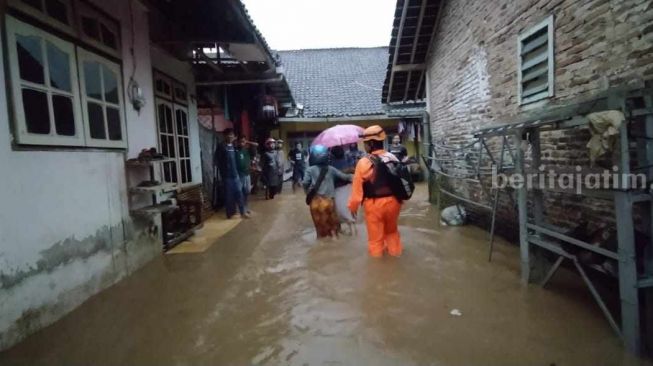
[386,0,410,103]
[404,0,428,102]
[414,0,444,101]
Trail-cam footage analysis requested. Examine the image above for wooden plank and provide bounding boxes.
[521,32,548,55]
[393,63,426,72]
[521,52,548,71]
[521,63,548,83]
[131,204,177,215]
[522,81,549,99]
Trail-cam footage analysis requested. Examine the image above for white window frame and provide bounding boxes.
[8,0,76,36]
[77,47,127,148]
[173,81,188,106]
[154,71,174,101]
[156,99,177,183]
[518,15,554,105]
[155,97,193,185]
[174,104,192,184]
[5,15,85,146]
[75,0,121,59]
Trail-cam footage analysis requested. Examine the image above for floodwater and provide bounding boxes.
[1,184,650,366]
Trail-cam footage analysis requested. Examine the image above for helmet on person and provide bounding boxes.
[360,125,386,142]
[309,144,329,166]
[265,137,276,145]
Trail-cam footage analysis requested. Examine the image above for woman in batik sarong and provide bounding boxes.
[303,145,352,238]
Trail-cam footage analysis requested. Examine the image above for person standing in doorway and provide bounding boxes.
[215,129,248,219]
[289,141,308,192]
[389,134,408,163]
[262,138,281,199]
[348,125,403,257]
[303,144,352,238]
[236,136,253,215]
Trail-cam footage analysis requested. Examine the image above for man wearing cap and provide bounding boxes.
[262,138,281,199]
[348,125,403,257]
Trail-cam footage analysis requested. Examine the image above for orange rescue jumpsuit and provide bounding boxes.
[348,150,403,257]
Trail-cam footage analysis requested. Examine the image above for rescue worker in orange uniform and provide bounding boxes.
[348,125,403,258]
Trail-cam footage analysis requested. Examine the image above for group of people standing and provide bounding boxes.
[214,129,255,219]
[216,126,410,259]
[215,129,311,218]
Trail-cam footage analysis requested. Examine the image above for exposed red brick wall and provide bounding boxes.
[426,0,653,237]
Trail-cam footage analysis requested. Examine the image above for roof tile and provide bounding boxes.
[278,47,389,118]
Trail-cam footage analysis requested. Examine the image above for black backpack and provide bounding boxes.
[369,155,414,201]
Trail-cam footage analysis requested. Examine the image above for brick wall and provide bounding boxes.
[427,0,653,237]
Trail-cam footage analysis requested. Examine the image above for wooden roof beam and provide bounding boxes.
[404,0,428,102]
[196,48,224,75]
[393,63,425,72]
[415,0,445,101]
[387,0,410,104]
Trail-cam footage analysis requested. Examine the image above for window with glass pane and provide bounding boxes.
[156,97,193,184]
[154,72,173,100]
[78,48,125,148]
[45,0,69,25]
[6,15,82,146]
[76,2,121,57]
[173,82,187,105]
[175,107,192,184]
[21,0,43,11]
[157,101,177,183]
[9,0,73,32]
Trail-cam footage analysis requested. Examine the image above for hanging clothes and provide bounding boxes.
[408,120,417,141]
[258,94,279,126]
[398,119,407,135]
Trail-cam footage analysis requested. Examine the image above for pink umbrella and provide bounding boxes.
[311,124,365,148]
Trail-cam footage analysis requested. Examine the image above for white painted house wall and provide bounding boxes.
[0,0,201,350]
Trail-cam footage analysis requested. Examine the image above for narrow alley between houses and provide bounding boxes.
[0,185,644,366]
[1,0,653,364]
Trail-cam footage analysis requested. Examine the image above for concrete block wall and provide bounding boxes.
[426,0,653,236]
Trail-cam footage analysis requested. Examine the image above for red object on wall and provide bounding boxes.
[241,110,251,139]
[198,107,233,132]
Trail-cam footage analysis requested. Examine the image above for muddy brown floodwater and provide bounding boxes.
[1,184,650,366]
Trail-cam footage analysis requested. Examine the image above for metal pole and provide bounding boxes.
[530,130,545,225]
[616,191,640,353]
[613,93,641,353]
[573,259,623,339]
[488,135,506,262]
[514,130,530,284]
